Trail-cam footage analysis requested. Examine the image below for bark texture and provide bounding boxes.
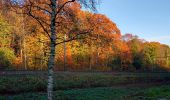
[47,0,56,100]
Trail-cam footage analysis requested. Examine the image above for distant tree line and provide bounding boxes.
[0,1,170,72]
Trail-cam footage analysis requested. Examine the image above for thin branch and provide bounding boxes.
[55,30,90,45]
[56,0,75,16]
[29,14,51,39]
[27,3,51,39]
[44,2,51,8]
[55,37,86,45]
[30,5,51,14]
[10,0,51,39]
[56,37,64,40]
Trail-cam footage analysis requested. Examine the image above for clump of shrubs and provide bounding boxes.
[0,47,16,69]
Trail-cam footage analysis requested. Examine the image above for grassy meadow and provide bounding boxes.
[0,72,170,100]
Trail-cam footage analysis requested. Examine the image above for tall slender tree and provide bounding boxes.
[9,0,98,99]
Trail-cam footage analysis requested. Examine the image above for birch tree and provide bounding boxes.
[9,0,98,99]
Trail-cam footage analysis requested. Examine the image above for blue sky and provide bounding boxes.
[98,0,170,45]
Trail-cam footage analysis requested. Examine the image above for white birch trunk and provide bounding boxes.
[47,0,56,100]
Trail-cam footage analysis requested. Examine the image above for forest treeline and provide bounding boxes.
[0,1,170,71]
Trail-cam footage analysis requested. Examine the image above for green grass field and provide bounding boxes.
[0,72,170,100]
[0,85,170,100]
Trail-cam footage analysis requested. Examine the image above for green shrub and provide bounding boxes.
[0,47,16,68]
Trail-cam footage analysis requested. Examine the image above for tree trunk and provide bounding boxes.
[63,34,66,71]
[47,0,56,100]
[23,37,27,70]
[47,42,55,100]
[89,44,93,70]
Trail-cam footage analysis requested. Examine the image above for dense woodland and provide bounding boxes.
[0,1,170,72]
